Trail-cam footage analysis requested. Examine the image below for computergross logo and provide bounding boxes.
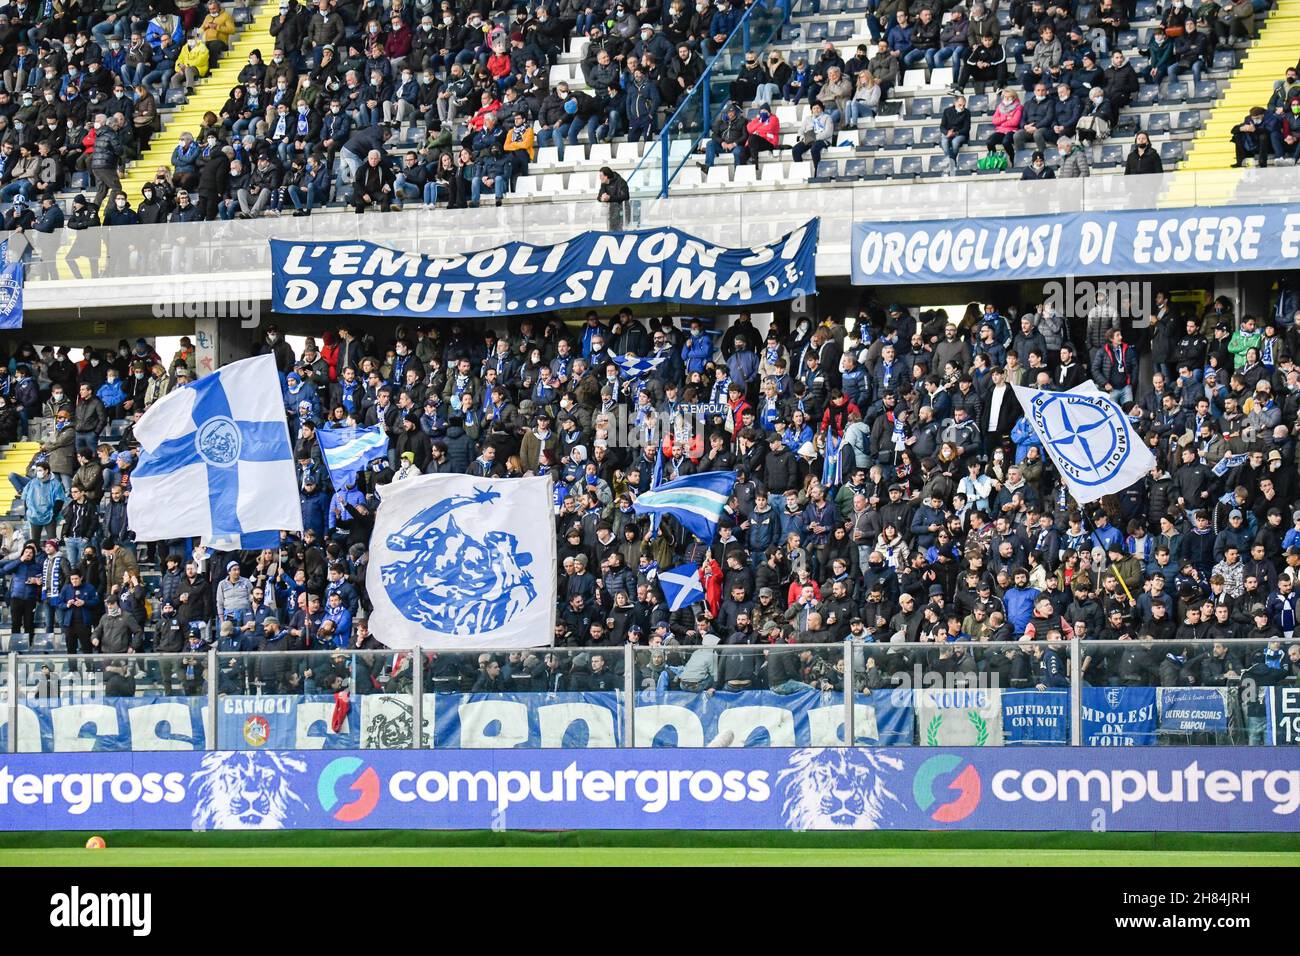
[317,757,380,823]
[912,755,982,823]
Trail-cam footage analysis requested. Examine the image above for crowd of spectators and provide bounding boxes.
[0,0,1283,229]
[2,286,1300,707]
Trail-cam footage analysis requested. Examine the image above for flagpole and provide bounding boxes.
[1079,506,1135,603]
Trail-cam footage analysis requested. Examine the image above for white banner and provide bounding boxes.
[916,689,1004,746]
[366,474,556,649]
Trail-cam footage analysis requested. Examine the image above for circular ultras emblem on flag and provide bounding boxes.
[195,416,242,467]
[1030,393,1129,486]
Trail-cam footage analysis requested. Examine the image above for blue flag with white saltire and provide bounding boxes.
[613,354,665,378]
[632,470,736,543]
[0,240,23,330]
[317,424,389,490]
[658,562,705,611]
[128,353,303,548]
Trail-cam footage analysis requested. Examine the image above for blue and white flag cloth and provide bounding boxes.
[821,430,842,489]
[1012,382,1155,504]
[632,470,736,543]
[317,425,389,490]
[1212,452,1248,477]
[366,473,556,649]
[128,353,302,548]
[0,240,23,330]
[658,563,705,611]
[613,354,665,378]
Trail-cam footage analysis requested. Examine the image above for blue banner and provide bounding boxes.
[2,690,908,751]
[1,696,361,753]
[633,689,914,747]
[270,221,819,319]
[4,747,1300,831]
[1001,690,1070,746]
[851,204,1300,285]
[1081,687,1157,746]
[1157,688,1228,734]
[0,246,22,329]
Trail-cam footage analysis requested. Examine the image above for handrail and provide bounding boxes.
[628,0,793,197]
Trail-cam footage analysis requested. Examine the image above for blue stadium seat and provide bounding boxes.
[1077,3,1094,20]
[938,95,955,111]
[927,154,954,174]
[232,5,252,24]
[1178,110,1205,130]
[1135,85,1161,106]
[1160,141,1186,163]
[859,128,887,149]
[957,151,980,172]
[1006,36,1026,57]
[1190,80,1219,102]
[1212,49,1237,70]
[1146,112,1171,133]
[1098,144,1125,166]
[968,93,991,112]
[808,21,829,40]
[974,122,994,138]
[832,19,854,40]
[810,159,839,182]
[864,156,895,178]
[907,97,934,118]
[1116,29,1138,49]
[888,126,916,148]
[919,125,941,145]
[1130,55,1150,74]
[899,155,924,175]
[837,158,868,180]
[823,0,847,11]
[1135,0,1157,19]
[846,0,870,11]
[996,7,1011,27]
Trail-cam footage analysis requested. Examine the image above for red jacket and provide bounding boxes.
[746,114,780,145]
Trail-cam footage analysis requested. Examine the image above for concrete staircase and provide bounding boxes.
[118,1,279,201]
[1181,0,1300,171]
[0,441,43,513]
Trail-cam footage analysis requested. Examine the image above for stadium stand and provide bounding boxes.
[0,0,1291,230]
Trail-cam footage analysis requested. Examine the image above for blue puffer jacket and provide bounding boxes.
[0,557,43,600]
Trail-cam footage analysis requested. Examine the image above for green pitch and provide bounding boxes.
[3,847,1297,867]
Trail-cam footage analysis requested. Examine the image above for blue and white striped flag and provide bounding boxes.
[658,563,705,611]
[1212,452,1248,477]
[821,430,842,489]
[317,424,390,490]
[613,354,666,378]
[632,470,736,543]
[128,353,302,549]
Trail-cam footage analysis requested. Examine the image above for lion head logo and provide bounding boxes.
[777,749,906,830]
[189,751,308,830]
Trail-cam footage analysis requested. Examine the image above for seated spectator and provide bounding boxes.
[352,148,395,213]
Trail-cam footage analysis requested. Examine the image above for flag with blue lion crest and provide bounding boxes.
[366,473,556,649]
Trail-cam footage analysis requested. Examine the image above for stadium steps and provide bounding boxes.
[0,441,43,512]
[1161,0,1300,202]
[117,1,279,201]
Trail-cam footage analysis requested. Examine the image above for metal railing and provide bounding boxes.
[627,0,792,197]
[2,639,1286,751]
